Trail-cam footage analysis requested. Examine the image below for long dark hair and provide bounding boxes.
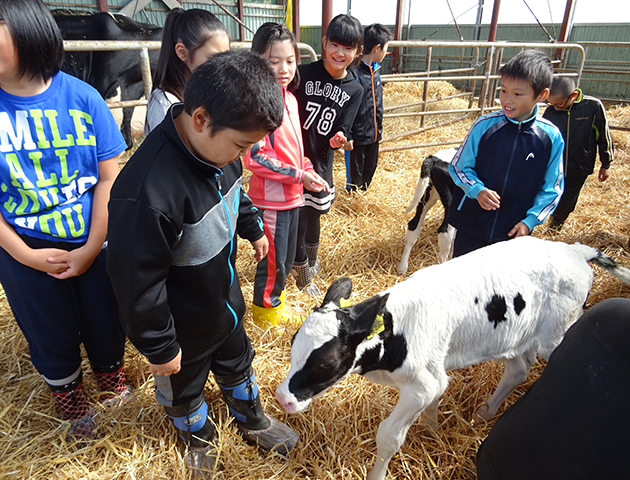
[0,0,64,83]
[251,22,300,91]
[153,8,228,100]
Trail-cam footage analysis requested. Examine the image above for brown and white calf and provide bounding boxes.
[397,148,457,274]
[276,237,630,480]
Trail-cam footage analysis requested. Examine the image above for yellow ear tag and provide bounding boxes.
[366,313,385,340]
[339,297,352,308]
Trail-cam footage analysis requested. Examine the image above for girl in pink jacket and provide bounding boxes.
[244,23,328,326]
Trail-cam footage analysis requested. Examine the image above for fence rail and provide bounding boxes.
[63,40,318,109]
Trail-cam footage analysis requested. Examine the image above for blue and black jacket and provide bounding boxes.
[349,60,383,145]
[107,104,264,366]
[448,105,565,244]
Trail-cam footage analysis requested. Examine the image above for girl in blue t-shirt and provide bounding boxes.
[0,0,131,439]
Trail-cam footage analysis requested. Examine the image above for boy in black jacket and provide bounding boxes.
[345,23,393,192]
[106,51,299,476]
[542,76,613,231]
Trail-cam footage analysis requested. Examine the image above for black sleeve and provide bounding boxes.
[332,82,364,146]
[107,197,181,365]
[237,187,265,242]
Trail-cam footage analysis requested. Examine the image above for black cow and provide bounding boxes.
[53,10,162,148]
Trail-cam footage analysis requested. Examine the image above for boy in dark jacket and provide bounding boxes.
[448,49,565,257]
[345,23,393,191]
[106,51,299,477]
[542,76,613,231]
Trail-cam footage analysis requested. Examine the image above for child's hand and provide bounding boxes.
[251,236,269,262]
[598,167,610,182]
[303,171,330,193]
[343,139,354,151]
[149,349,182,376]
[508,222,530,238]
[329,131,347,149]
[47,245,99,279]
[478,189,501,210]
[22,247,70,274]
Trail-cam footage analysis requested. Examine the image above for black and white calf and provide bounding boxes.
[276,237,630,480]
[53,11,162,148]
[397,148,457,274]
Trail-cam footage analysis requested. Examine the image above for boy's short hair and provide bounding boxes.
[498,49,553,97]
[325,14,363,51]
[549,76,576,98]
[364,24,393,55]
[184,50,284,135]
[0,0,64,82]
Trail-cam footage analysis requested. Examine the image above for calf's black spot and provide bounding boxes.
[486,294,507,328]
[513,293,526,315]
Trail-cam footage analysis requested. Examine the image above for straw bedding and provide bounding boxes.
[1,82,629,479]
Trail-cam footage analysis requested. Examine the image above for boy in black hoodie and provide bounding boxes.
[106,51,299,477]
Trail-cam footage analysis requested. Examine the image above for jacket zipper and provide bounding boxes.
[488,121,521,239]
[215,171,239,330]
[371,65,378,143]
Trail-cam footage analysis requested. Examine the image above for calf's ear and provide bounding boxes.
[321,277,353,308]
[349,293,390,341]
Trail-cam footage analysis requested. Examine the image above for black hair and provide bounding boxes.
[184,50,284,135]
[153,8,228,101]
[0,0,64,83]
[498,49,553,97]
[251,22,300,91]
[325,14,363,51]
[549,76,576,98]
[363,24,393,55]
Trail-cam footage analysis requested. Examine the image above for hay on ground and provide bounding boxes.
[1,82,629,479]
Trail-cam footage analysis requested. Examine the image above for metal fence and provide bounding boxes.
[378,40,585,152]
[63,40,318,110]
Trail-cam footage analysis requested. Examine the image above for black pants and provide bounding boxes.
[295,206,321,264]
[154,319,253,410]
[550,174,589,224]
[477,298,630,480]
[344,142,380,191]
[253,208,299,308]
[0,237,125,380]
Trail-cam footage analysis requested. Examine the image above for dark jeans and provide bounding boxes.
[0,237,125,380]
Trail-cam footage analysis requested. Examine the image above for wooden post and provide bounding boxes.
[96,0,109,12]
[237,0,245,42]
[392,0,404,73]
[487,0,501,42]
[555,0,576,62]
[293,0,300,42]
[322,0,333,56]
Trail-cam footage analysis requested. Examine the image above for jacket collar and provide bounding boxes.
[505,103,540,127]
[161,103,223,177]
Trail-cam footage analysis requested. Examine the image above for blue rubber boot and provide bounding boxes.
[166,395,220,477]
[215,368,299,455]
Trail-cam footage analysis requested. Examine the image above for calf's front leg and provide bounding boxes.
[368,376,447,480]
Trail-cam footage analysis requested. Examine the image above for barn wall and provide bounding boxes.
[45,0,285,41]
[301,23,630,100]
[42,2,630,101]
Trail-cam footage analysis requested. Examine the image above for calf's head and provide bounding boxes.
[276,277,389,413]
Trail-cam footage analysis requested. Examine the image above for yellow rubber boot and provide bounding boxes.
[251,292,299,328]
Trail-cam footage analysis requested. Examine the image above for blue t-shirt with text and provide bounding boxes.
[0,71,126,243]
